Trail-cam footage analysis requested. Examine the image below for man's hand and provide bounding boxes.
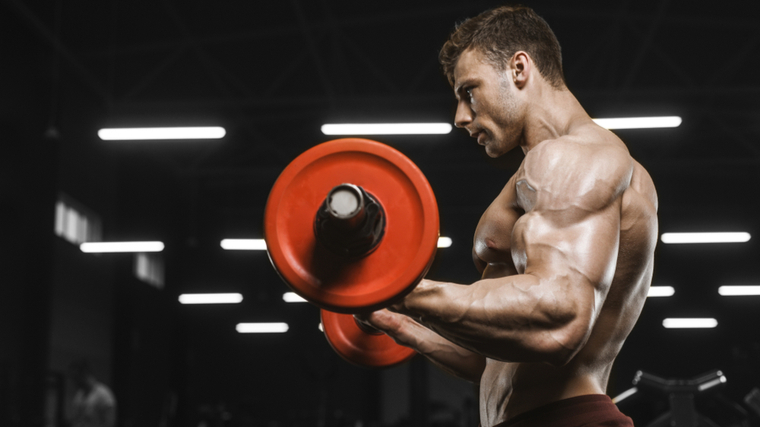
[354,309,406,342]
[355,305,487,383]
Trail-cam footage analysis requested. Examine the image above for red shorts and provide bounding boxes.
[493,394,634,427]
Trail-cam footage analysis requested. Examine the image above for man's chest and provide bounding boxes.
[472,175,529,273]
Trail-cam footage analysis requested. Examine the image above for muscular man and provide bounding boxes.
[360,6,658,427]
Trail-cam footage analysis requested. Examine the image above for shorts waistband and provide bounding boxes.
[496,394,632,427]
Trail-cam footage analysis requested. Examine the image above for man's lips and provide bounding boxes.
[467,127,486,144]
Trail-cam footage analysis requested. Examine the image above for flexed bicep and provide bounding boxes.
[510,202,622,354]
[397,138,633,365]
[505,140,629,358]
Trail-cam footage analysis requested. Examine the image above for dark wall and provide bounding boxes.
[0,124,57,425]
[0,6,58,424]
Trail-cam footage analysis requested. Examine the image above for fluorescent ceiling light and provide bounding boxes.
[178,293,243,304]
[236,322,289,333]
[718,285,760,296]
[80,241,164,253]
[662,318,718,329]
[98,126,226,140]
[220,239,267,250]
[283,292,307,303]
[661,232,751,244]
[648,286,675,297]
[321,123,452,135]
[592,116,681,129]
[437,237,452,248]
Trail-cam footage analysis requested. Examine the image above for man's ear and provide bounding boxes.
[510,51,531,89]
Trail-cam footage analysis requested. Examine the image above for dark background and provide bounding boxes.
[2,0,759,426]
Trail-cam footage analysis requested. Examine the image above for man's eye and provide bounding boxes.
[465,88,474,100]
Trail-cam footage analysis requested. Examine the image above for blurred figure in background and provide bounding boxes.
[68,358,116,427]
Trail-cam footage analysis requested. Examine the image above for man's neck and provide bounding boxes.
[518,85,591,154]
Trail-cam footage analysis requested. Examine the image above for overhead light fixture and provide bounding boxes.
[178,293,243,304]
[661,232,751,244]
[662,318,718,329]
[592,116,681,129]
[718,286,760,296]
[98,126,226,140]
[648,286,675,297]
[283,292,307,303]
[321,123,453,135]
[80,241,164,253]
[437,237,453,248]
[236,322,289,333]
[220,239,267,250]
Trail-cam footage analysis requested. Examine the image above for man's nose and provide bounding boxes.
[454,102,472,128]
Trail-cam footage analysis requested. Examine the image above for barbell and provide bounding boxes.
[264,138,439,367]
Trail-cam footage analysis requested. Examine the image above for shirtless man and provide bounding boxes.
[359,6,658,427]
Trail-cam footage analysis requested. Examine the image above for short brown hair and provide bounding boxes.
[440,5,565,89]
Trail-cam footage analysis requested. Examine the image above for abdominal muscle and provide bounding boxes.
[479,353,609,426]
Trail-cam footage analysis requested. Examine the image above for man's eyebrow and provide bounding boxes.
[454,78,476,95]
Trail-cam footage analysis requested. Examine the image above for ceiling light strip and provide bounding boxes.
[80,241,164,253]
[592,116,682,129]
[98,126,226,140]
[437,237,452,248]
[179,293,243,304]
[283,292,307,303]
[661,232,751,244]
[321,123,452,135]
[647,286,675,297]
[236,322,289,333]
[221,239,267,250]
[718,286,760,296]
[662,318,718,329]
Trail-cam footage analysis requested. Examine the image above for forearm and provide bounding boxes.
[394,276,584,365]
[407,318,487,383]
[364,310,486,383]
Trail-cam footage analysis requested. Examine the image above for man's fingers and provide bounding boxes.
[353,309,403,334]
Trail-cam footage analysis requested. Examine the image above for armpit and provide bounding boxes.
[516,179,537,212]
[472,249,486,273]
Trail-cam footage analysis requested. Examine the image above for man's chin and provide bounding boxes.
[484,145,503,158]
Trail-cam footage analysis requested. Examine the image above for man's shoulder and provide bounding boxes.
[91,382,116,406]
[522,133,633,209]
[530,127,629,163]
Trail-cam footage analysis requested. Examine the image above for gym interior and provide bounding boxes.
[2,1,759,426]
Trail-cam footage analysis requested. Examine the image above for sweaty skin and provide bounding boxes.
[361,48,658,427]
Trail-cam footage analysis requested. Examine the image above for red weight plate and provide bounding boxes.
[264,139,439,313]
[321,309,416,368]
